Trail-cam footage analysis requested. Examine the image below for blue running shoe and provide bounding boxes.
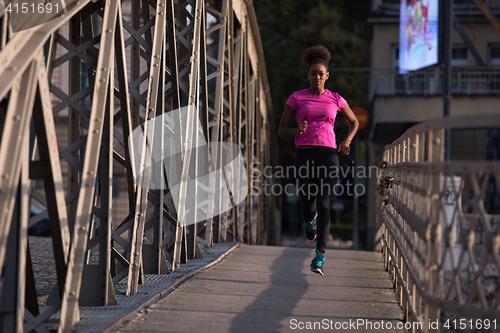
[310,249,325,275]
[303,213,317,241]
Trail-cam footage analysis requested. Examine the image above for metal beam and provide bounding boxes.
[453,15,486,66]
[59,0,119,329]
[473,0,500,33]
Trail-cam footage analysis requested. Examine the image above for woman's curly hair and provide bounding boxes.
[302,45,331,71]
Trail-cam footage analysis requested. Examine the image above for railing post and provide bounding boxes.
[425,129,444,333]
[413,134,423,331]
[401,138,409,322]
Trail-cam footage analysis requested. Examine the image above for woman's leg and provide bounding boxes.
[294,150,317,222]
[315,191,331,253]
[315,153,339,253]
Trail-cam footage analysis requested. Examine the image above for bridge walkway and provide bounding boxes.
[117,245,404,333]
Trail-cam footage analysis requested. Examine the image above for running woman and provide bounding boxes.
[278,45,359,275]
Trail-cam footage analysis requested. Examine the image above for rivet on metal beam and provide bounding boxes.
[100,78,106,82]
[106,29,112,33]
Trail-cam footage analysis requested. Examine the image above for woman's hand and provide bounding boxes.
[339,104,359,155]
[339,139,351,155]
[297,121,307,135]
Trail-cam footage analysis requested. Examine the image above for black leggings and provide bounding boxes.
[294,147,339,253]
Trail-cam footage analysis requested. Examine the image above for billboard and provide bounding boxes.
[399,0,439,74]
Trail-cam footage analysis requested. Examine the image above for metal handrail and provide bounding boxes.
[384,114,500,151]
[377,115,500,332]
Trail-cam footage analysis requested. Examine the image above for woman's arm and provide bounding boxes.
[278,104,307,137]
[338,103,359,155]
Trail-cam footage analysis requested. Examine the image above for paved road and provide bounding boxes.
[117,245,404,333]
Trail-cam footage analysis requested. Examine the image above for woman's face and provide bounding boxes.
[307,63,329,90]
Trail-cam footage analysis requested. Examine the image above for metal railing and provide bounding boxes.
[376,114,500,332]
[374,70,500,96]
[0,0,280,332]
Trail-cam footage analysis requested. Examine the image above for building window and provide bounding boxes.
[392,45,399,72]
[488,44,500,65]
[391,45,403,93]
[451,45,469,67]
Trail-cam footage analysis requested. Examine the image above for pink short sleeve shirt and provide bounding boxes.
[286,89,347,149]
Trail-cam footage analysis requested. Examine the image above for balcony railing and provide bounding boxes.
[374,70,500,96]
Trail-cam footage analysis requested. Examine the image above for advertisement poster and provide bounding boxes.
[399,0,439,73]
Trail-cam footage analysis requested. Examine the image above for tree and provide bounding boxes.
[254,0,370,176]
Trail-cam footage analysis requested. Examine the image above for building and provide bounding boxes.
[366,0,500,249]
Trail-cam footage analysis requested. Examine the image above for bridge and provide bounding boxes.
[0,0,499,332]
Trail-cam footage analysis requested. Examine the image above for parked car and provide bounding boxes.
[28,205,51,237]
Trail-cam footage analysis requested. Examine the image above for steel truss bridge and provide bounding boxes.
[0,0,280,331]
